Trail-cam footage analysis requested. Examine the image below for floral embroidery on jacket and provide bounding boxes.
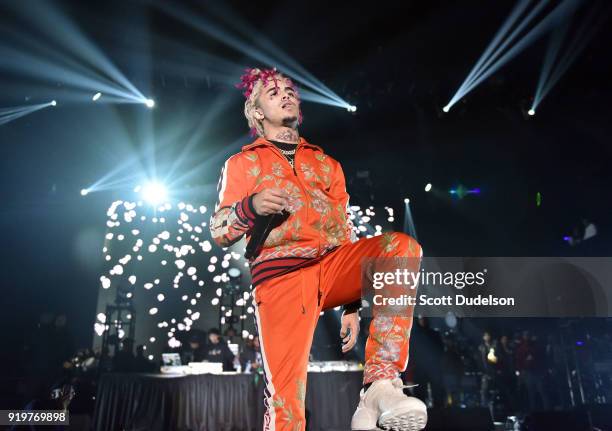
[248,165,261,178]
[300,161,331,188]
[255,174,275,187]
[281,181,304,214]
[300,162,316,180]
[264,217,304,248]
[251,246,319,266]
[308,189,331,215]
[316,218,345,247]
[272,162,285,177]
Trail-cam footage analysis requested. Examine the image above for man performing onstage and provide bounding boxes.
[210,67,427,431]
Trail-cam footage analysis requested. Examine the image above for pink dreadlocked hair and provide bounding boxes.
[236,67,303,137]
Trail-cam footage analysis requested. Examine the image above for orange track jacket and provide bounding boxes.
[210,137,357,286]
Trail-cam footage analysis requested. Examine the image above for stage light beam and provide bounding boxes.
[444,0,584,111]
[153,2,350,109]
[145,99,155,108]
[403,198,418,241]
[142,181,167,205]
[532,2,604,113]
[93,92,102,101]
[0,102,56,125]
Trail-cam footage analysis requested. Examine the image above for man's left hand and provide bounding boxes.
[340,309,360,353]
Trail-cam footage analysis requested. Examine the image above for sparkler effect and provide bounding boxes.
[95,195,396,358]
[97,199,216,356]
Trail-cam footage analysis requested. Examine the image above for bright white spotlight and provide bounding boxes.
[80,188,89,196]
[93,92,102,101]
[145,98,155,108]
[442,105,450,113]
[425,183,432,192]
[142,181,167,205]
[404,198,410,204]
[50,100,57,107]
[527,109,535,116]
[347,105,357,112]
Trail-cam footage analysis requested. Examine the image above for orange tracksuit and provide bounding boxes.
[210,137,421,430]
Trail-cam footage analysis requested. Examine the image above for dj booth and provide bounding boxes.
[93,370,363,431]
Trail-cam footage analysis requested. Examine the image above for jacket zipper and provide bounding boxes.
[261,141,324,306]
[265,142,311,233]
[267,142,312,314]
[268,143,322,264]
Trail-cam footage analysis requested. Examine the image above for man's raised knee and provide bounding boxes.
[385,232,422,258]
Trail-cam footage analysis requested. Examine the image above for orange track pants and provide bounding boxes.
[253,232,421,431]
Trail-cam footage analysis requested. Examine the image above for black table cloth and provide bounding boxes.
[93,371,363,431]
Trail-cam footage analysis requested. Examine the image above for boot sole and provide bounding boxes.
[378,407,427,431]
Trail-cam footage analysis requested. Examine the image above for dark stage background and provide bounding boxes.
[0,0,611,428]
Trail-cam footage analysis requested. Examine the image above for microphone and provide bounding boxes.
[244,211,288,260]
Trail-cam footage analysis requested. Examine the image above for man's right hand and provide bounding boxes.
[252,188,288,216]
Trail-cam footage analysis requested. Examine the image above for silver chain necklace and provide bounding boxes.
[278,148,296,168]
[282,152,295,168]
[272,141,296,167]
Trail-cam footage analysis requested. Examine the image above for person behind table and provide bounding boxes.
[202,328,235,371]
[240,335,263,373]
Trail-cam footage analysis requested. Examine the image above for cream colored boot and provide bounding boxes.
[351,378,427,431]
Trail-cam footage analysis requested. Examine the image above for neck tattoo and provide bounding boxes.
[274,129,299,143]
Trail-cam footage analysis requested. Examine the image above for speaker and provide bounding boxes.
[426,407,493,431]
